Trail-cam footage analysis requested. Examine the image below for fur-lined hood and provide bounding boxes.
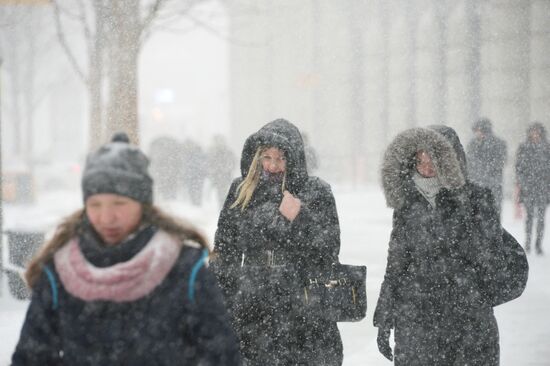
[381,127,466,209]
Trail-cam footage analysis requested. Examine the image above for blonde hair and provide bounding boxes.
[25,205,209,288]
[231,146,286,211]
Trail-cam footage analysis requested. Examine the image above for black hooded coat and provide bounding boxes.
[466,129,507,212]
[212,119,343,366]
[515,125,550,207]
[466,130,507,189]
[374,126,527,366]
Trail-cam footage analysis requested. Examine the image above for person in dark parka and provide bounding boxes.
[12,133,241,366]
[374,126,523,366]
[207,135,237,208]
[182,138,208,206]
[515,122,550,255]
[212,119,343,365]
[466,118,507,217]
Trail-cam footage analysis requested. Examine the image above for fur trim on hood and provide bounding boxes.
[381,127,466,209]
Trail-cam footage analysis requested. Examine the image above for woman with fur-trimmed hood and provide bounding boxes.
[212,119,343,365]
[374,126,526,365]
[12,133,241,365]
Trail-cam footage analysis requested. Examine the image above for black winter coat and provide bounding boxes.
[515,139,550,206]
[375,126,523,366]
[212,119,343,366]
[12,225,241,366]
[466,133,507,189]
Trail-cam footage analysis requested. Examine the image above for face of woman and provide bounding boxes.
[85,193,143,245]
[529,129,541,143]
[261,147,287,174]
[415,150,437,178]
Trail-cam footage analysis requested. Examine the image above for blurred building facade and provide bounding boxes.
[226,0,550,187]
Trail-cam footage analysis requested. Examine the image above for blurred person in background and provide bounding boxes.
[375,126,526,366]
[207,135,237,208]
[515,122,550,255]
[466,118,507,217]
[182,138,208,206]
[149,136,184,201]
[302,132,319,175]
[212,119,343,365]
[12,133,241,366]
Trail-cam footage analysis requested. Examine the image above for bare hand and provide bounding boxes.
[279,191,301,222]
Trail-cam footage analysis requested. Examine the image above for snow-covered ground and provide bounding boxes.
[0,185,548,365]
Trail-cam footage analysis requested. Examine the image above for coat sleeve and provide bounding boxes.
[186,265,242,366]
[373,211,410,329]
[289,180,341,264]
[11,269,62,366]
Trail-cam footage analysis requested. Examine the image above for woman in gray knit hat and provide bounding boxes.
[12,133,241,366]
[374,126,527,365]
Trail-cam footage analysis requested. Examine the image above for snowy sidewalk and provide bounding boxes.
[0,186,548,365]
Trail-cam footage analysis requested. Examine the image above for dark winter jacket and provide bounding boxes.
[466,132,507,188]
[207,140,236,186]
[374,126,520,366]
[12,224,241,366]
[515,136,550,207]
[212,119,343,366]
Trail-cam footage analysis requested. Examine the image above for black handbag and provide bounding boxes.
[297,263,367,322]
[488,229,529,306]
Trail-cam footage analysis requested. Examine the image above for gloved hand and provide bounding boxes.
[377,327,393,361]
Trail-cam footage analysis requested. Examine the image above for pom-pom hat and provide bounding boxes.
[82,133,153,204]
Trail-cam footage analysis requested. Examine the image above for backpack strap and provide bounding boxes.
[187,249,209,303]
[43,266,59,310]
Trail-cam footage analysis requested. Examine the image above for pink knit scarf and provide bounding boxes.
[54,230,181,302]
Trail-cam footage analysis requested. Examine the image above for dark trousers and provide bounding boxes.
[525,203,547,253]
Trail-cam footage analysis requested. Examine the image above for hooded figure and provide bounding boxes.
[374,126,525,366]
[12,133,241,366]
[515,122,550,254]
[466,118,507,216]
[212,119,343,365]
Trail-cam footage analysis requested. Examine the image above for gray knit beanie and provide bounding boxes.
[82,133,153,204]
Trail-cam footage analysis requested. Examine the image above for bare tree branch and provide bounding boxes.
[183,11,263,47]
[76,0,94,53]
[141,0,165,27]
[143,0,263,48]
[140,0,199,43]
[31,75,74,111]
[52,0,87,83]
[55,2,83,22]
[0,7,23,28]
[140,0,171,44]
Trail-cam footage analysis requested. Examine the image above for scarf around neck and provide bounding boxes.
[54,230,182,302]
[412,172,442,208]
